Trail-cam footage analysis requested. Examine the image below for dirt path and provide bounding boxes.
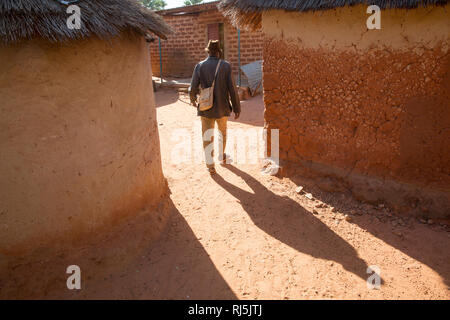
[29,88,449,300]
[146,89,449,299]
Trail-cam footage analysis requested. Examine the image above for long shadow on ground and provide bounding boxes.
[0,198,236,299]
[136,199,237,299]
[88,198,238,299]
[211,164,374,283]
[287,174,450,289]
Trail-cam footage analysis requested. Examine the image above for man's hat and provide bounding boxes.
[205,40,222,54]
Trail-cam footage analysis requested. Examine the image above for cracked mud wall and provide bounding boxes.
[262,5,450,217]
[0,32,170,269]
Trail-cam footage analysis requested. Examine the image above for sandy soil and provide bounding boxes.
[3,88,449,300]
[145,89,450,299]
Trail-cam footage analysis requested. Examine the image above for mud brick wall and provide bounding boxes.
[262,6,450,217]
[150,6,263,78]
[0,32,171,276]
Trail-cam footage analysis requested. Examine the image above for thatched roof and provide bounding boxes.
[0,0,173,44]
[218,0,449,30]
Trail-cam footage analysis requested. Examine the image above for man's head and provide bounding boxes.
[205,40,222,57]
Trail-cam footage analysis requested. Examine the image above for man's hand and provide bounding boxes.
[234,112,240,120]
[190,98,198,107]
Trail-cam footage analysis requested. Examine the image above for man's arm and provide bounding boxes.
[226,65,241,118]
[189,64,200,106]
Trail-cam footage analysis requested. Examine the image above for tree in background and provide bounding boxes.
[184,0,203,6]
[139,0,167,10]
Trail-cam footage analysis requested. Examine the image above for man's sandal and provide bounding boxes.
[208,167,216,175]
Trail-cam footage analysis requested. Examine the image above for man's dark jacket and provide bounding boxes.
[189,56,241,119]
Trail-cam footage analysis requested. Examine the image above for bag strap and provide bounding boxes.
[211,60,222,89]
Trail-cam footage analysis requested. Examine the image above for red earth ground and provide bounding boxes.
[3,88,449,299]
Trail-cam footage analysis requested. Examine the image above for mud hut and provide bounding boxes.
[219,0,450,218]
[0,0,172,275]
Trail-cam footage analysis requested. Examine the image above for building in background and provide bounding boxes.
[150,1,263,80]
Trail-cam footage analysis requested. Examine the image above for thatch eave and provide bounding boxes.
[218,0,449,30]
[0,0,173,44]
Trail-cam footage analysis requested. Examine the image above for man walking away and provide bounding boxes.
[189,40,241,174]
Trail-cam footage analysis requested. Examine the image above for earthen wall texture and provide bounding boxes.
[262,6,450,217]
[150,8,263,78]
[0,32,170,263]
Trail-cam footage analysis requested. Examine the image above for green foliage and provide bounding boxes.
[184,0,203,6]
[139,0,167,10]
